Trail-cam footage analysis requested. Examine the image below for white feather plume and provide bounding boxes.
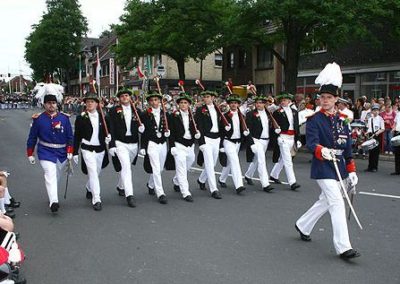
[315,62,343,88]
[34,83,64,105]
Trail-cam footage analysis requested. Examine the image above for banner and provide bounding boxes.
[109,58,115,85]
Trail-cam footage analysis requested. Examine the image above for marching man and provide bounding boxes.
[73,93,110,211]
[108,89,145,208]
[244,95,274,192]
[218,94,248,194]
[169,92,201,202]
[270,92,301,190]
[195,91,229,199]
[140,91,170,204]
[295,62,360,259]
[26,84,73,213]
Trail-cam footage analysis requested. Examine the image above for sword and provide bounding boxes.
[347,186,355,220]
[64,159,73,199]
[331,156,363,230]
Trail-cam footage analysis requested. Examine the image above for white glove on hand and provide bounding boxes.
[28,156,36,165]
[296,141,302,148]
[250,143,258,154]
[275,128,281,134]
[225,124,231,132]
[139,149,146,156]
[171,147,178,156]
[0,171,10,178]
[164,130,171,138]
[67,153,73,160]
[219,148,225,153]
[105,134,112,144]
[321,147,334,161]
[138,124,145,133]
[243,130,250,137]
[199,144,206,152]
[348,172,358,187]
[109,147,117,157]
[277,136,284,145]
[73,155,79,165]
[194,131,201,140]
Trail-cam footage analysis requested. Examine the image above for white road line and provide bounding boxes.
[359,191,400,199]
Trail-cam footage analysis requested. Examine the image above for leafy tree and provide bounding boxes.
[115,0,229,80]
[25,0,88,83]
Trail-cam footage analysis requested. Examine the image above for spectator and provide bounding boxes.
[353,98,365,120]
[380,104,396,154]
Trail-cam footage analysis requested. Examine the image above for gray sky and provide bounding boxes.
[0,0,126,79]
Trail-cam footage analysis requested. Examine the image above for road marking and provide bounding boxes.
[359,191,400,199]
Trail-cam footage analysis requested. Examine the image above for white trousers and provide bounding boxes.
[219,140,244,189]
[172,142,195,198]
[82,149,105,204]
[199,137,220,193]
[296,179,352,254]
[245,138,270,187]
[39,159,66,206]
[270,135,296,185]
[115,141,138,197]
[147,141,167,198]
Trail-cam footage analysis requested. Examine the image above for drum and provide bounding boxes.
[361,139,379,151]
[391,135,400,147]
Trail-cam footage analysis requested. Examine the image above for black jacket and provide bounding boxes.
[168,110,197,148]
[245,109,272,162]
[108,105,142,148]
[194,104,224,146]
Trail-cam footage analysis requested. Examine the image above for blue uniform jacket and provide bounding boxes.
[26,112,74,163]
[306,110,356,180]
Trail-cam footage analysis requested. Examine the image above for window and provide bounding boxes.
[343,74,356,84]
[238,49,247,68]
[226,52,234,69]
[214,53,223,67]
[101,63,109,77]
[256,46,273,69]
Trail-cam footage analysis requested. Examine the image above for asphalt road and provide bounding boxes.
[0,109,399,284]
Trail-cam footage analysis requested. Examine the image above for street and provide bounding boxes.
[0,109,399,284]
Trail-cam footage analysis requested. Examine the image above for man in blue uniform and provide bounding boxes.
[295,63,361,260]
[26,92,74,213]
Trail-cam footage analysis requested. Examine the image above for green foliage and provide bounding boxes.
[25,0,88,81]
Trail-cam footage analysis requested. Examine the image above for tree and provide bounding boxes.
[224,0,400,94]
[25,0,88,83]
[115,0,230,80]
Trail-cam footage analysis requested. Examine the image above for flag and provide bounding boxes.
[137,66,145,79]
[96,47,101,95]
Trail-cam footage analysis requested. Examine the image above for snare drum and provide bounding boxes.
[391,135,400,147]
[361,139,379,151]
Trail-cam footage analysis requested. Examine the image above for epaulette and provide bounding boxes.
[60,111,71,117]
[31,113,42,119]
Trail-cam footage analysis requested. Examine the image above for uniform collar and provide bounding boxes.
[45,111,59,119]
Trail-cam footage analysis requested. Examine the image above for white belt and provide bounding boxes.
[332,149,343,155]
[39,140,66,149]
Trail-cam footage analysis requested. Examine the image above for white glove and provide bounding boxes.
[105,134,112,144]
[171,147,178,156]
[243,130,250,136]
[199,144,206,152]
[321,147,334,161]
[28,156,36,165]
[348,172,358,187]
[67,153,73,160]
[109,147,117,157]
[277,136,284,145]
[139,149,146,156]
[0,171,10,178]
[225,124,231,132]
[296,141,302,148]
[219,148,225,153]
[250,143,258,154]
[138,124,145,133]
[275,128,281,134]
[194,131,201,140]
[164,130,171,138]
[73,155,79,165]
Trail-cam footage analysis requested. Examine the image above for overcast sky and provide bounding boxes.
[0,0,126,79]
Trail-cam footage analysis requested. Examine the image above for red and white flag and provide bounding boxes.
[95,49,101,94]
[137,65,145,79]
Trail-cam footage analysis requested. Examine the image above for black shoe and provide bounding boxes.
[147,183,155,195]
[245,176,254,185]
[8,198,21,208]
[116,187,125,196]
[390,172,400,175]
[86,189,92,199]
[184,195,194,202]
[50,202,59,213]
[364,168,377,172]
[173,184,180,192]
[218,180,227,188]
[126,195,136,208]
[263,185,274,192]
[270,176,282,184]
[5,207,14,213]
[93,202,102,211]
[236,186,246,195]
[211,190,222,199]
[290,183,301,191]
[340,249,361,259]
[4,211,15,219]
[197,179,206,190]
[295,224,311,241]
[158,195,168,204]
